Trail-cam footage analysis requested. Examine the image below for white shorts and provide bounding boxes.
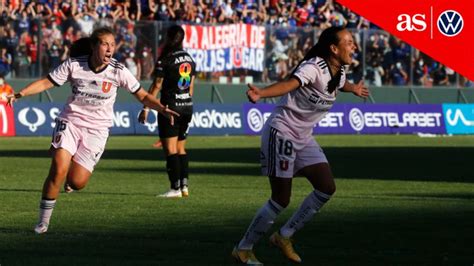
[260,126,328,178]
[51,118,108,173]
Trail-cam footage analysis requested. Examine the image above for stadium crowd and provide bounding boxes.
[0,0,469,87]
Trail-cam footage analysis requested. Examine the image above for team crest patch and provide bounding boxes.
[280,160,289,171]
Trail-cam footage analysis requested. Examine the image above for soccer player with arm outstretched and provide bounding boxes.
[232,26,369,265]
[7,27,178,234]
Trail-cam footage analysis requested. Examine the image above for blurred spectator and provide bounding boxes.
[431,63,449,86]
[123,49,141,79]
[445,66,456,86]
[47,39,68,72]
[13,44,29,77]
[0,75,14,102]
[26,34,38,77]
[413,57,429,86]
[365,58,384,87]
[389,62,408,86]
[0,46,12,78]
[139,46,154,80]
[274,53,288,81]
[391,38,410,70]
[151,2,175,21]
[75,5,98,35]
[14,10,30,35]
[272,35,289,59]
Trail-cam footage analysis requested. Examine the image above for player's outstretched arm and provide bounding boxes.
[138,77,163,124]
[6,78,55,106]
[247,77,300,103]
[134,88,179,125]
[341,80,369,98]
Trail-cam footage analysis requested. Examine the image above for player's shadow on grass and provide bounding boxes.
[101,146,474,182]
[2,207,473,265]
[101,165,261,177]
[1,146,473,182]
[325,147,474,183]
[102,147,260,164]
[0,188,42,193]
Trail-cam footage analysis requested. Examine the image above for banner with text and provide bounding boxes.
[243,103,446,135]
[9,103,461,136]
[12,103,245,136]
[182,24,265,72]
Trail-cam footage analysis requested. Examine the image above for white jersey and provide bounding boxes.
[268,56,346,139]
[48,56,141,130]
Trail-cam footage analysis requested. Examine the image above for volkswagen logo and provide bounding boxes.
[437,10,463,37]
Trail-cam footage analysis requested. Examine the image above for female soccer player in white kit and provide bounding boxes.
[7,27,179,234]
[232,27,369,265]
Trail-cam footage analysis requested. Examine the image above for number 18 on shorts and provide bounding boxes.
[260,126,328,178]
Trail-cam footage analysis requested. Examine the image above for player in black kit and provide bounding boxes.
[139,25,196,198]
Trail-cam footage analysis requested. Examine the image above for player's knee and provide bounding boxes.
[69,181,86,191]
[272,196,290,208]
[320,182,336,196]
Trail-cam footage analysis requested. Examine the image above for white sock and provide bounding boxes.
[238,199,284,250]
[38,199,56,225]
[280,190,331,238]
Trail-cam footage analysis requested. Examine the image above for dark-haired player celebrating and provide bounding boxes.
[7,27,178,234]
[232,27,369,265]
[139,25,196,198]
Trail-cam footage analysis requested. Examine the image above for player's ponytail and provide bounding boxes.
[159,25,185,60]
[70,37,93,57]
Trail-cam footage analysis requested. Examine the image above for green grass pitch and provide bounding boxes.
[0,135,473,265]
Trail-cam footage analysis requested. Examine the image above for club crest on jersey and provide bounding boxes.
[280,160,289,171]
[102,81,112,93]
